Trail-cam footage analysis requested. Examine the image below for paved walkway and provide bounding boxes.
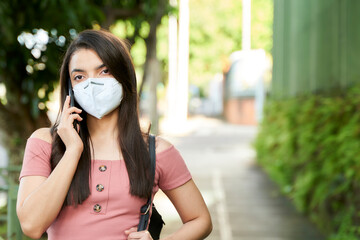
[155,116,325,240]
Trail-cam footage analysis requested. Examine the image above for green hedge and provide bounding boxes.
[255,85,360,240]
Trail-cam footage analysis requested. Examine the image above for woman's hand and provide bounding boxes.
[57,96,83,152]
[125,227,153,240]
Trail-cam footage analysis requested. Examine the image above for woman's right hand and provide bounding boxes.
[57,96,84,153]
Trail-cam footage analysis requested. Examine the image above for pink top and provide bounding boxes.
[19,138,192,240]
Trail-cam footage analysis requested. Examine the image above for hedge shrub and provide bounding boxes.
[255,85,360,240]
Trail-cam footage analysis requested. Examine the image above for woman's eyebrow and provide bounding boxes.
[96,63,106,70]
[71,68,85,74]
[70,64,106,74]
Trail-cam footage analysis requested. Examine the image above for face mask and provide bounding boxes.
[73,77,123,119]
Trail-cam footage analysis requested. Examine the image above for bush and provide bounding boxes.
[254,85,360,239]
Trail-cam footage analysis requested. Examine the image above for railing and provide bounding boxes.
[0,166,22,240]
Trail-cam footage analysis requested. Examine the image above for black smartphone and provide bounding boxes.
[68,78,75,108]
[68,78,79,130]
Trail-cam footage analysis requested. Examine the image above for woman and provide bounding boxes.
[16,29,212,240]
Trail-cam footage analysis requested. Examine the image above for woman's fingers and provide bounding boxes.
[62,96,70,112]
[127,230,152,240]
[68,114,83,122]
[61,96,82,124]
[62,96,82,115]
[76,122,81,133]
[60,96,83,128]
[125,228,153,240]
[66,106,82,115]
[57,96,84,152]
[124,227,137,235]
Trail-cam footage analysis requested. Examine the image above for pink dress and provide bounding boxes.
[19,138,192,240]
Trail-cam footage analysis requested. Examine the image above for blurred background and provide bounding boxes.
[1,0,360,239]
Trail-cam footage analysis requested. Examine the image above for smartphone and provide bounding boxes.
[68,78,79,130]
[68,78,75,108]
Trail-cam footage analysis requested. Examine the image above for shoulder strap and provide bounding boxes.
[145,134,156,206]
[149,134,156,185]
[137,134,156,231]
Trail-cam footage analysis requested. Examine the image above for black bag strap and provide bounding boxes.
[137,134,156,231]
[149,134,156,190]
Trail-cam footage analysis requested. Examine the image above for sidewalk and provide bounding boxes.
[155,116,325,240]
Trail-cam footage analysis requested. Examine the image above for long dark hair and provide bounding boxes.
[50,29,151,206]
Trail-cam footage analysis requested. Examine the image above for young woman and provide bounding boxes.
[16,29,212,240]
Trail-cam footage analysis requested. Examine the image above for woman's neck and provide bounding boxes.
[86,109,119,141]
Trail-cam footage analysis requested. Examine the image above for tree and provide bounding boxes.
[0,0,171,182]
[104,0,171,133]
[0,1,104,182]
[1,1,171,238]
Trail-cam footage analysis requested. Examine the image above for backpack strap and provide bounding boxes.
[137,134,156,231]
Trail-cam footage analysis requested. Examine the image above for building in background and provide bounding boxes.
[223,49,269,125]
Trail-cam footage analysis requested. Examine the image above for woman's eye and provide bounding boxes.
[74,75,84,81]
[101,69,109,74]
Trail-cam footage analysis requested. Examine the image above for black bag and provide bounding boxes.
[148,205,165,239]
[137,134,165,240]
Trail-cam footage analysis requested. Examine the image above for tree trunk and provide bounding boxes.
[141,21,160,133]
[138,0,167,134]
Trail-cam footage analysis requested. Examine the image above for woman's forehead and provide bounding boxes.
[69,49,103,71]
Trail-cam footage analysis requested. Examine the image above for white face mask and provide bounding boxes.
[73,77,123,119]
